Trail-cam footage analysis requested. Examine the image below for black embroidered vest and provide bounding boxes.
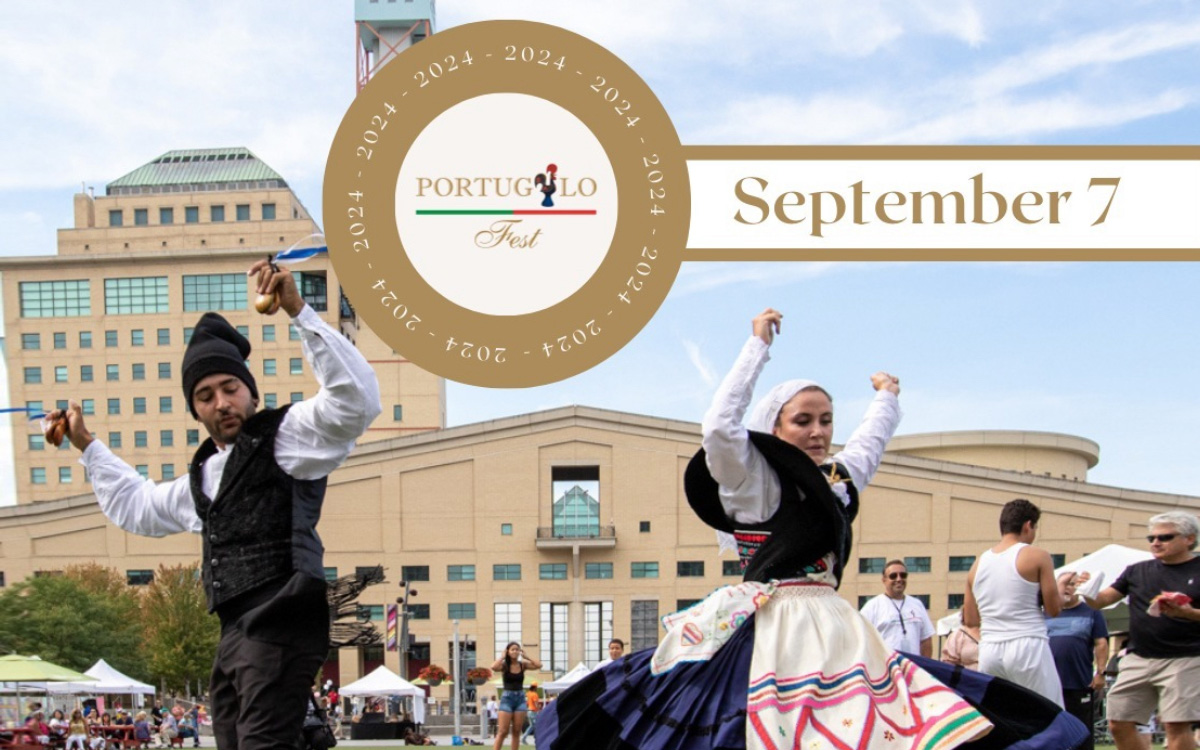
[685,431,859,586]
[189,405,328,612]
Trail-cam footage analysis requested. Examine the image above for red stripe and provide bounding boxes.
[511,210,597,215]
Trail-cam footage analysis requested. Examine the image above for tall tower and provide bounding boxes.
[355,0,436,92]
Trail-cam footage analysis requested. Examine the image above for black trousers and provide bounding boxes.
[210,575,330,750]
[1062,688,1096,750]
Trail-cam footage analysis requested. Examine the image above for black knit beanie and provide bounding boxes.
[181,312,259,418]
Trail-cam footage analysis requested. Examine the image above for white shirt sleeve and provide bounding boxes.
[80,440,201,535]
[831,390,902,492]
[917,599,936,641]
[275,305,383,480]
[700,336,781,524]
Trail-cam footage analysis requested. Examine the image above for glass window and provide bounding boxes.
[31,468,46,485]
[289,358,303,375]
[159,396,172,413]
[134,431,148,448]
[135,465,149,478]
[393,405,404,421]
[400,566,429,582]
[106,364,119,381]
[127,570,154,586]
[859,557,886,574]
[105,277,169,315]
[409,604,430,620]
[858,595,873,609]
[19,280,91,318]
[631,600,659,653]
[264,393,277,409]
[540,564,567,580]
[584,601,614,667]
[21,333,40,350]
[133,397,146,414]
[157,328,170,345]
[158,363,171,379]
[448,603,476,620]
[105,330,118,347]
[540,602,569,675]
[53,332,66,349]
[262,325,276,342]
[948,593,965,610]
[28,435,44,451]
[263,359,277,376]
[210,205,225,222]
[447,565,475,581]
[183,274,247,311]
[160,207,174,225]
[134,208,148,226]
[187,430,199,446]
[162,464,176,481]
[1051,553,1066,568]
[289,324,300,341]
[358,604,385,620]
[59,467,72,483]
[107,398,120,415]
[501,523,513,535]
[80,365,93,382]
[130,329,144,347]
[722,560,741,576]
[323,567,338,582]
[109,432,122,448]
[913,594,931,609]
[631,562,658,578]
[262,203,276,220]
[494,603,522,659]
[23,367,41,384]
[677,599,701,610]
[185,206,199,223]
[904,556,932,573]
[160,430,174,447]
[551,466,600,538]
[948,555,976,572]
[298,272,328,312]
[54,366,68,383]
[109,209,123,227]
[677,561,704,577]
[290,392,303,403]
[585,562,613,579]
[81,399,94,415]
[236,204,250,221]
[639,521,651,532]
[79,331,92,348]
[236,325,249,338]
[183,327,193,344]
[493,564,521,581]
[132,363,145,380]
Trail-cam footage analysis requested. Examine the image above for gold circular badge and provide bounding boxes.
[324,20,689,387]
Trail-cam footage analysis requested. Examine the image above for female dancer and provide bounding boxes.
[538,309,1088,750]
[492,641,541,750]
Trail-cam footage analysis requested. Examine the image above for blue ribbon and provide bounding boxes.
[273,245,328,264]
[1,407,48,419]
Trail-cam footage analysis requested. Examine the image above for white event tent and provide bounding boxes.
[28,659,155,696]
[339,665,425,723]
[542,663,592,694]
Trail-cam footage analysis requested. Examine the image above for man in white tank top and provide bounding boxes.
[964,498,1064,706]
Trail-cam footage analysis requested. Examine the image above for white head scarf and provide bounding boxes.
[746,378,824,433]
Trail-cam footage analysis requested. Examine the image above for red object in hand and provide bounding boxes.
[1148,591,1192,616]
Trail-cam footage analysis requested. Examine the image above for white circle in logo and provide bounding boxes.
[397,94,619,316]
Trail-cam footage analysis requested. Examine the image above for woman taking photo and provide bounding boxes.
[491,641,540,750]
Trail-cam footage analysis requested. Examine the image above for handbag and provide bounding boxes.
[302,695,338,750]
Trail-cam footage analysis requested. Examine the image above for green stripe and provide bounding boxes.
[922,710,983,750]
[416,210,514,215]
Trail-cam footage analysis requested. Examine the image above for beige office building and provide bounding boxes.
[1,147,445,506]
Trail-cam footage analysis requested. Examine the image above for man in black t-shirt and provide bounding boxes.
[1083,511,1200,750]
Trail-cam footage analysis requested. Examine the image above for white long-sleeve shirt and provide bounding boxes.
[700,335,901,524]
[81,304,382,537]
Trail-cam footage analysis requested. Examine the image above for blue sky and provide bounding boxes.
[2,1,1200,503]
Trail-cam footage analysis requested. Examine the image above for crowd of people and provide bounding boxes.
[16,700,204,749]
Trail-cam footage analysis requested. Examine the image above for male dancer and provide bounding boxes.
[49,259,381,750]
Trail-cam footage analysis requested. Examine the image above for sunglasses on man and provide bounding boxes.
[886,572,908,580]
[1146,533,1178,543]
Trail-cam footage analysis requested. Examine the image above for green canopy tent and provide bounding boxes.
[0,655,95,726]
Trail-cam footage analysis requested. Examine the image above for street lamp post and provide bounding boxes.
[397,580,418,680]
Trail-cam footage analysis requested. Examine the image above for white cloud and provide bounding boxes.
[682,339,717,388]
